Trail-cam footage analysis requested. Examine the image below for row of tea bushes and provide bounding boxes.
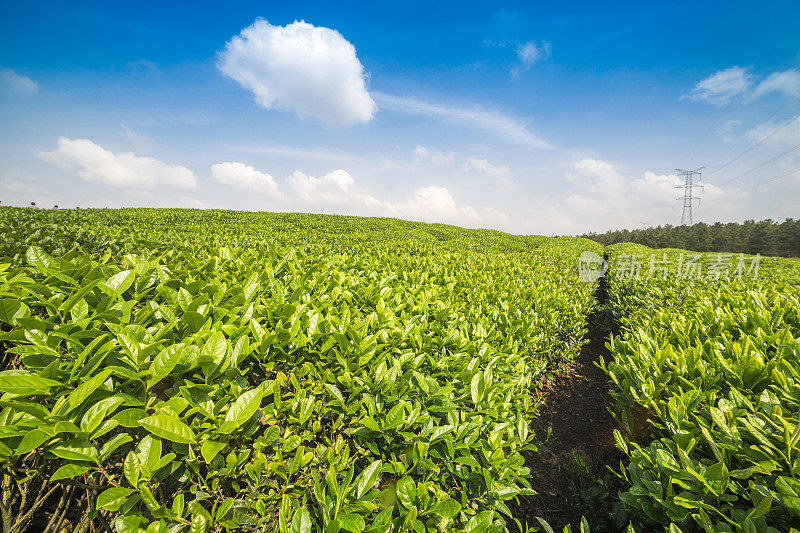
[0,207,601,532]
[602,244,800,532]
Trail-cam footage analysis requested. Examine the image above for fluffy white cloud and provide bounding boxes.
[462,157,512,182]
[384,185,480,224]
[512,41,551,75]
[569,158,622,183]
[685,66,753,105]
[287,169,379,205]
[752,69,800,99]
[558,158,723,232]
[413,145,455,165]
[0,68,38,96]
[687,67,800,106]
[210,161,281,197]
[218,19,376,126]
[36,137,196,189]
[283,167,503,227]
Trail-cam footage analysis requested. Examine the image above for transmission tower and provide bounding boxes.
[675,167,704,225]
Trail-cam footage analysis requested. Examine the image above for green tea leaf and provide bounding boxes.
[150,345,183,385]
[201,439,227,464]
[465,511,493,533]
[356,459,382,499]
[139,414,196,444]
[26,246,52,268]
[16,428,51,455]
[337,513,365,533]
[385,403,404,430]
[289,507,311,533]
[470,373,485,405]
[102,269,135,297]
[430,497,461,518]
[0,299,29,325]
[51,463,93,481]
[396,476,416,508]
[51,439,100,463]
[97,487,135,511]
[220,388,263,434]
[113,408,148,428]
[64,368,114,414]
[0,371,61,395]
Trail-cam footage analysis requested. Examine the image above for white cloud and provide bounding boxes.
[237,144,362,162]
[210,161,281,197]
[283,168,503,227]
[413,145,455,165]
[412,146,513,183]
[752,69,800,99]
[287,169,378,205]
[480,206,511,226]
[462,157,512,183]
[686,67,800,106]
[569,158,622,183]
[717,119,743,143]
[0,68,38,96]
[121,125,153,148]
[384,185,480,224]
[557,158,724,232]
[746,115,800,147]
[0,174,40,195]
[175,196,207,209]
[375,92,553,149]
[36,138,196,189]
[512,41,551,76]
[218,19,376,126]
[685,66,753,105]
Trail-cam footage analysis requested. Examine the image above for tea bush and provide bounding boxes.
[603,244,800,532]
[0,207,600,533]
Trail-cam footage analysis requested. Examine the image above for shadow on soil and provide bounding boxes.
[509,276,629,531]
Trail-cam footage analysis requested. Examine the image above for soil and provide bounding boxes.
[509,279,627,531]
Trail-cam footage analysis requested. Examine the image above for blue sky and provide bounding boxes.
[1,0,799,234]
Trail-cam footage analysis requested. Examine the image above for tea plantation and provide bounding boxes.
[0,207,599,533]
[1,207,799,533]
[603,244,800,533]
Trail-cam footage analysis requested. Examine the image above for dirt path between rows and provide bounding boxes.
[509,280,626,531]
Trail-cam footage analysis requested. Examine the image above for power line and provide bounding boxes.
[675,167,704,225]
[704,104,797,178]
[704,165,800,205]
[711,142,800,187]
[684,92,748,163]
[681,8,800,163]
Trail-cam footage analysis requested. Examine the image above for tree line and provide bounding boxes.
[580,218,800,258]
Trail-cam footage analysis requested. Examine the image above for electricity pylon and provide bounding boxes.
[675,167,704,225]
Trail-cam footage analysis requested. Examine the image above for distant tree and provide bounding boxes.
[580,217,800,257]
